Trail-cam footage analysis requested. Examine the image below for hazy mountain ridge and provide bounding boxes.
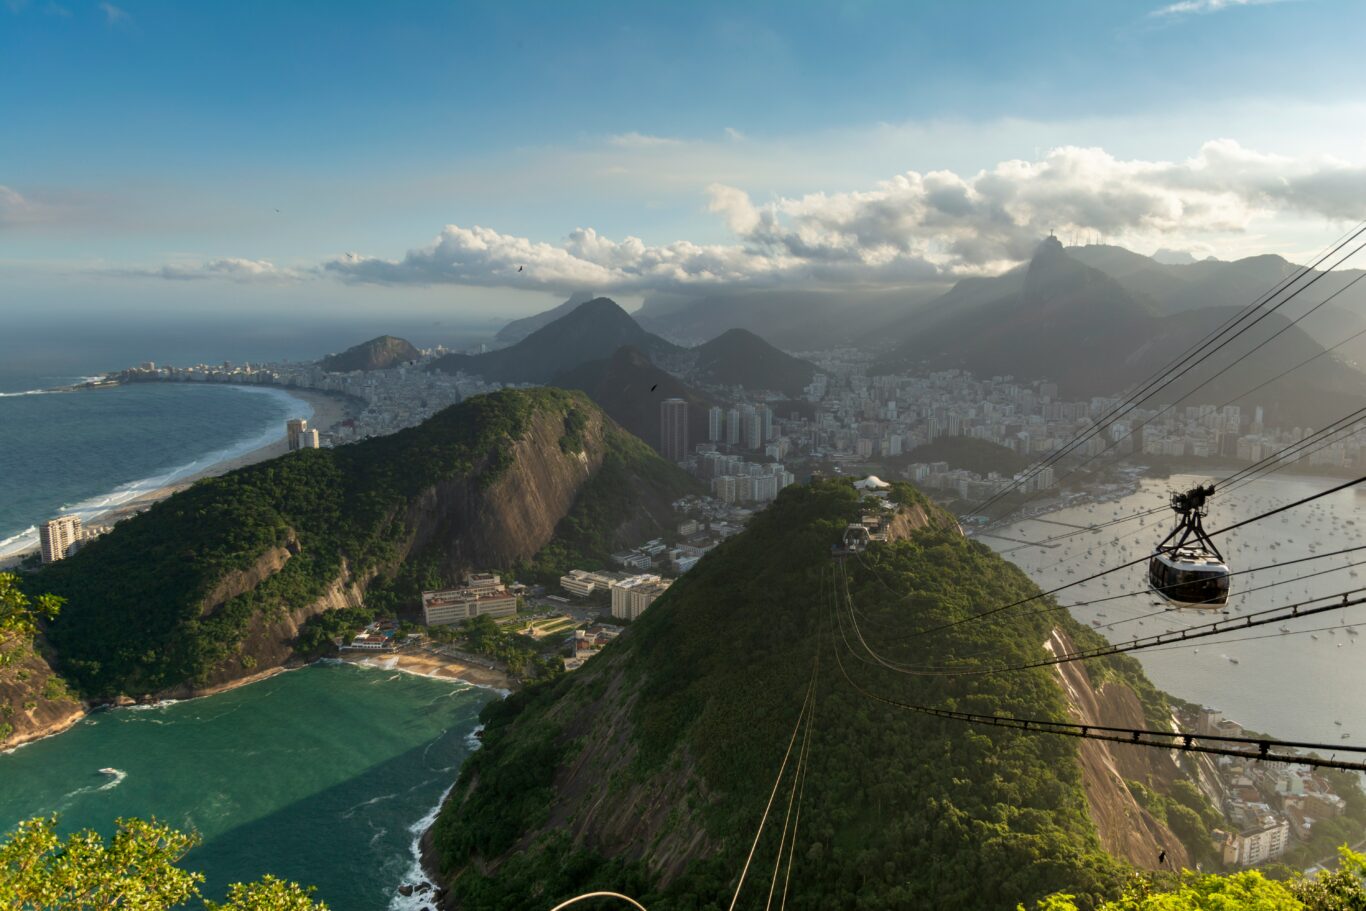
[494,291,597,346]
[429,298,682,385]
[319,335,421,372]
[684,328,818,397]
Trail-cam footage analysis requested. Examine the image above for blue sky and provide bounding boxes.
[4,0,1366,332]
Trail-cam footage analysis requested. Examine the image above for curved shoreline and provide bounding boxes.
[0,386,360,567]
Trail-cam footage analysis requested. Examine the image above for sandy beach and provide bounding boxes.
[1,385,361,567]
[339,648,516,691]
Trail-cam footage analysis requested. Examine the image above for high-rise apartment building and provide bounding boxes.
[660,398,689,462]
[726,407,741,445]
[40,515,82,563]
[707,406,724,442]
[287,418,320,450]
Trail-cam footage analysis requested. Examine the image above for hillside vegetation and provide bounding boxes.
[426,480,1217,910]
[319,335,419,372]
[32,389,694,698]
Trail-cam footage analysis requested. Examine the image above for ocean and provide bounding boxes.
[0,375,310,560]
[985,473,1366,747]
[0,662,492,911]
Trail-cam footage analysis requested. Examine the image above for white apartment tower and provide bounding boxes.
[40,515,82,563]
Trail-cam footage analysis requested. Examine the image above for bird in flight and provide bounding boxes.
[650,384,658,392]
[517,265,524,272]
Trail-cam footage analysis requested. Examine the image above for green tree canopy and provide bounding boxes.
[0,815,326,911]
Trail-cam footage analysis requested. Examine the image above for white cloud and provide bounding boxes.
[117,258,308,283]
[606,132,680,149]
[98,1,127,24]
[322,140,1366,294]
[1151,0,1291,17]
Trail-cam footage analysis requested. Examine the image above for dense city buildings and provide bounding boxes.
[660,397,689,462]
[114,348,488,446]
[39,515,81,563]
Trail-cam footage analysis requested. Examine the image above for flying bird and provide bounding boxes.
[651,384,658,392]
[517,265,524,272]
[1158,850,1167,865]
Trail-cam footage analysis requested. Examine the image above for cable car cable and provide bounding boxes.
[825,569,1366,772]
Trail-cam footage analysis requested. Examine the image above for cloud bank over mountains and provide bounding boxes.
[100,140,1366,293]
[322,141,1366,293]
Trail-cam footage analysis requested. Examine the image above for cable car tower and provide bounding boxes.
[1148,483,1230,608]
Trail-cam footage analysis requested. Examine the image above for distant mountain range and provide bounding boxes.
[869,237,1365,426]
[633,286,946,350]
[437,298,818,399]
[319,335,420,372]
[429,297,682,385]
[687,327,816,397]
[493,290,597,346]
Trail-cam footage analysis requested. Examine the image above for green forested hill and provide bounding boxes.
[428,480,1201,910]
[32,388,695,697]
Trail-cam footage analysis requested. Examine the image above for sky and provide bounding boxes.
[4,0,1366,356]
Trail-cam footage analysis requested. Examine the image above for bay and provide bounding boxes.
[0,663,492,911]
[987,472,1366,746]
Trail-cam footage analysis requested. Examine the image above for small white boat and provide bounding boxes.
[98,767,119,775]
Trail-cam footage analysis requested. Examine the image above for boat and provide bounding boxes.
[1279,626,1290,634]
[1348,628,1360,636]
[98,767,119,775]
[1335,720,1343,726]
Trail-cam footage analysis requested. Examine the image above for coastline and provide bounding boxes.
[0,386,360,568]
[338,648,516,693]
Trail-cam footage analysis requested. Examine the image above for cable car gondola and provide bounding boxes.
[1148,483,1230,608]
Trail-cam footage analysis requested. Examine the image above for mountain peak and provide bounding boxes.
[318,335,419,372]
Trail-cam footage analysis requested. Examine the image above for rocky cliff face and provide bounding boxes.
[0,645,84,749]
[171,406,619,696]
[1047,628,1191,871]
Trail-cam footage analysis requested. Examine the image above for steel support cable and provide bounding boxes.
[977,264,1366,517]
[766,655,817,911]
[727,665,817,911]
[778,689,815,911]
[1008,407,1366,555]
[1104,617,1366,657]
[896,474,1366,643]
[826,570,1366,773]
[926,551,1366,668]
[929,589,1366,679]
[965,227,1366,519]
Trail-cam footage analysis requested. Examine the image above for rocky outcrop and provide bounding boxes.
[1046,628,1191,871]
[0,645,85,750]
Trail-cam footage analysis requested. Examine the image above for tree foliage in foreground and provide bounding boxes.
[0,815,326,911]
[0,573,61,670]
[1028,846,1366,910]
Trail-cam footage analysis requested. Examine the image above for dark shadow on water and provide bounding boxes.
[188,728,474,911]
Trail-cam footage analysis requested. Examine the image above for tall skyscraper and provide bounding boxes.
[660,398,689,462]
[726,408,741,445]
[40,515,82,564]
[757,404,773,443]
[707,406,724,442]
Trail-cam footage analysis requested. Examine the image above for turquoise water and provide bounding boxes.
[0,663,492,910]
[0,379,308,559]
